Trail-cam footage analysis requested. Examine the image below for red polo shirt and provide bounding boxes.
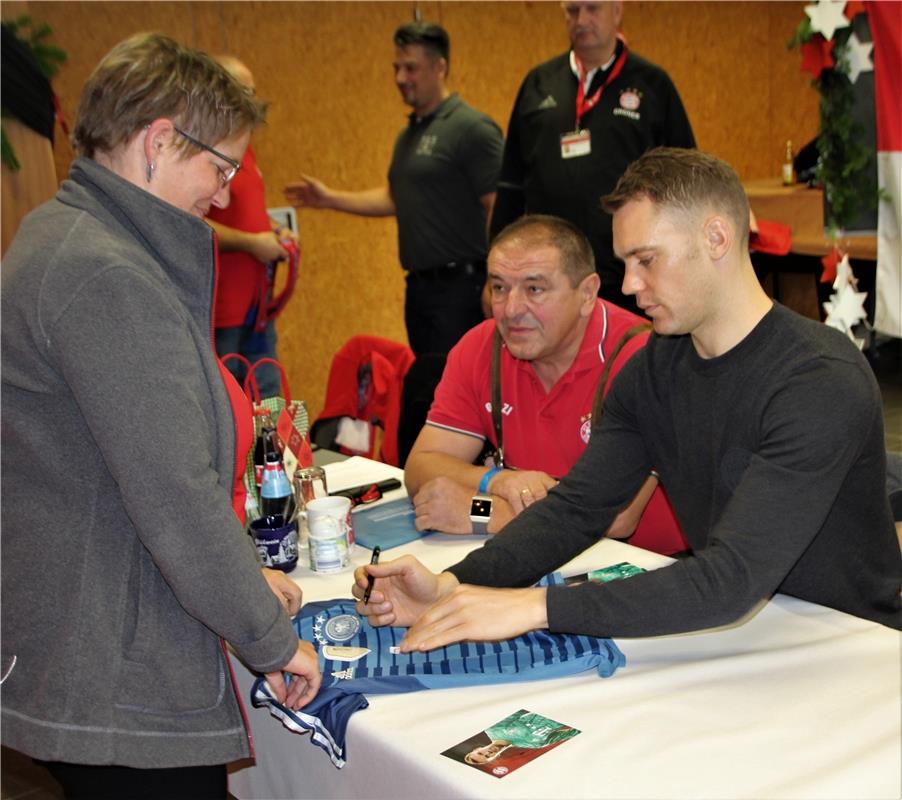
[207,146,272,328]
[428,299,687,554]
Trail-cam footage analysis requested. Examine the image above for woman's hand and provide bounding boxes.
[261,567,303,616]
[264,639,321,710]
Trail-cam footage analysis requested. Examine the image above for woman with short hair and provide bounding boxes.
[1,32,320,798]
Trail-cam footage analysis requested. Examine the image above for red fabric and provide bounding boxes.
[429,300,688,555]
[208,146,272,328]
[217,359,255,524]
[316,336,416,466]
[749,218,793,256]
[260,238,300,331]
[800,35,835,79]
[845,1,866,20]
[820,246,842,285]
[868,0,902,151]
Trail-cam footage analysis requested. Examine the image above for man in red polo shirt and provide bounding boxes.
[207,56,297,396]
[405,214,686,554]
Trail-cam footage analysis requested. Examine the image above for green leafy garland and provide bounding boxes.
[1,15,67,172]
[788,17,874,235]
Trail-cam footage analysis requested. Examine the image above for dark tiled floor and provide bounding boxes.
[1,748,62,800]
[3,340,901,800]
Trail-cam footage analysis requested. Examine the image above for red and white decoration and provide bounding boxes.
[804,0,850,41]
[823,253,869,347]
[867,0,902,337]
[801,1,901,337]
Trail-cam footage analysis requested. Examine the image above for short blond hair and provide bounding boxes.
[603,147,750,248]
[73,32,267,159]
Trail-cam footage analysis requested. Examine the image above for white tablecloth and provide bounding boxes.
[229,465,901,800]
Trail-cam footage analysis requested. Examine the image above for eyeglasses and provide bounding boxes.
[173,126,241,187]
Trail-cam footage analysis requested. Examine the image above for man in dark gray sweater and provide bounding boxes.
[353,148,902,643]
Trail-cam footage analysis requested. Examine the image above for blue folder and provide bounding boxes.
[351,497,431,551]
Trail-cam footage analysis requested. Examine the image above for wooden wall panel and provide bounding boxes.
[14,1,819,421]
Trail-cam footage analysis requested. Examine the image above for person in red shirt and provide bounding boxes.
[404,214,686,555]
[207,56,297,396]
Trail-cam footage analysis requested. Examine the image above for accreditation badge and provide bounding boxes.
[560,129,591,159]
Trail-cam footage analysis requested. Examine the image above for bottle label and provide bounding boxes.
[782,163,793,185]
[261,463,291,498]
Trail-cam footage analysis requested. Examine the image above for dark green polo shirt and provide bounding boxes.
[388,94,503,271]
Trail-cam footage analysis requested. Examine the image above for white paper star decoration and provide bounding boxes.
[842,31,874,83]
[805,0,850,41]
[823,254,868,347]
[832,251,854,290]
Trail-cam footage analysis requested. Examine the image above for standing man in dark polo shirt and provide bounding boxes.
[490,1,695,314]
[285,21,503,357]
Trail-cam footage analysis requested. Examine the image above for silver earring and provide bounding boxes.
[146,161,155,183]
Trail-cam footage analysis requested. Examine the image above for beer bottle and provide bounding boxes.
[253,412,276,491]
[782,140,794,186]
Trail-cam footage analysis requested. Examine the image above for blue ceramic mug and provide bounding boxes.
[250,516,299,572]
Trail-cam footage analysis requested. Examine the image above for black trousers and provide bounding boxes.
[404,262,486,357]
[38,760,227,800]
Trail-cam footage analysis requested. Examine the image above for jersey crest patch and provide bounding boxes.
[614,89,642,121]
[619,89,642,110]
[580,415,592,445]
[416,134,438,156]
[324,614,361,642]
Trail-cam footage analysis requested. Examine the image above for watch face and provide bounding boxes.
[470,497,492,518]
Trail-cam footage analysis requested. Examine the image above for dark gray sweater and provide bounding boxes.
[1,159,298,767]
[450,304,902,634]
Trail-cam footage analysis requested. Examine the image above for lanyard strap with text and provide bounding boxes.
[575,37,628,128]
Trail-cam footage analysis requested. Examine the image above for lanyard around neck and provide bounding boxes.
[574,37,628,128]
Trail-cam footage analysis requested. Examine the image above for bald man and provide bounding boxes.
[206,55,297,396]
[489,2,695,316]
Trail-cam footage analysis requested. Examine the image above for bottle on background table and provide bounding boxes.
[782,140,794,186]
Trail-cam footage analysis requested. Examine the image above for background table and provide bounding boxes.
[229,467,900,800]
[743,179,879,322]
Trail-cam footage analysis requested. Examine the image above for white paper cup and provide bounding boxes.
[306,496,352,573]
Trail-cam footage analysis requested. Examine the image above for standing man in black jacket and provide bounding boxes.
[490,1,695,314]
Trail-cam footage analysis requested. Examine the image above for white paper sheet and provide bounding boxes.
[321,455,405,494]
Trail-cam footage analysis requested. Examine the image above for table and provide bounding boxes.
[744,180,877,260]
[229,467,900,799]
[744,179,878,321]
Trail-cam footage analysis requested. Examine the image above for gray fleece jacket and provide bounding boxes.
[1,158,298,767]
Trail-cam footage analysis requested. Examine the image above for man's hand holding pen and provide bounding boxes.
[352,554,458,629]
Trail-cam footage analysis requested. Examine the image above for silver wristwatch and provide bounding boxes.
[469,494,493,534]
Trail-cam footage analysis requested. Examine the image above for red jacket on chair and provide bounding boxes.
[315,336,416,466]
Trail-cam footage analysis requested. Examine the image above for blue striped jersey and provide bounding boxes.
[251,571,625,767]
